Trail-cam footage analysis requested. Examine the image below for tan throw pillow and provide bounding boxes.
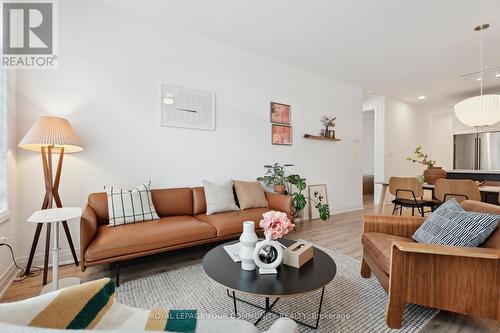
[234,180,269,210]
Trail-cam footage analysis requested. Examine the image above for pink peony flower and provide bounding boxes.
[259,211,295,240]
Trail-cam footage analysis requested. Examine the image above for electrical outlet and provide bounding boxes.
[0,236,7,243]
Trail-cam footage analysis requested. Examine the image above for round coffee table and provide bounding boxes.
[202,239,336,330]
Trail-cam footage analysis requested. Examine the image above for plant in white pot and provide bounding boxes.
[406,146,446,185]
[257,163,293,194]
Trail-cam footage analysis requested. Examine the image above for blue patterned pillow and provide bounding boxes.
[412,199,499,247]
[434,198,464,212]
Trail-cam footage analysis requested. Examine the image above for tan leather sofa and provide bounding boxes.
[360,200,500,328]
[81,186,292,285]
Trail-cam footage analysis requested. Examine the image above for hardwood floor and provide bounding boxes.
[1,195,499,332]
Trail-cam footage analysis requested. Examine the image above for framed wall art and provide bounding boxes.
[308,184,328,219]
[271,124,292,145]
[161,84,216,130]
[270,102,291,125]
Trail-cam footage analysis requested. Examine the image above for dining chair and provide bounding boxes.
[388,177,437,216]
[434,179,481,203]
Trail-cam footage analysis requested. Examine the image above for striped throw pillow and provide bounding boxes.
[28,278,115,329]
[146,309,198,332]
[106,183,159,226]
[412,199,499,247]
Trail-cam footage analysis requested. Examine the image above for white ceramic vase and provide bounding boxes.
[253,233,283,275]
[239,221,258,271]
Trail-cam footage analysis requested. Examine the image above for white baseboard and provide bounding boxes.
[16,248,81,269]
[0,248,81,298]
[300,204,364,222]
[0,262,17,298]
[332,204,364,214]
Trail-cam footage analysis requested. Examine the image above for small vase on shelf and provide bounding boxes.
[239,221,258,271]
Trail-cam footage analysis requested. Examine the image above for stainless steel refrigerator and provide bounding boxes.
[454,132,500,170]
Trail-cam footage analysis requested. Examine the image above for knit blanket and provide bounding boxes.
[0,278,197,332]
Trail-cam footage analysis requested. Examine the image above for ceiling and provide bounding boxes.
[99,0,500,108]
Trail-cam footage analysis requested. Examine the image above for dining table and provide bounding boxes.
[374,181,500,214]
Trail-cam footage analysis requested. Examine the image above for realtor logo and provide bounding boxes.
[2,1,57,68]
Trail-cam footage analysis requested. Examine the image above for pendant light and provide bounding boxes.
[454,24,500,127]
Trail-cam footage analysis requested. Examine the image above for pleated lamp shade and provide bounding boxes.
[454,95,500,127]
[18,116,83,153]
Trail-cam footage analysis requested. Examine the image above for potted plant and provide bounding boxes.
[257,164,330,221]
[407,146,446,184]
[257,163,294,194]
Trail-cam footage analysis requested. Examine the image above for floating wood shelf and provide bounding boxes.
[304,134,341,142]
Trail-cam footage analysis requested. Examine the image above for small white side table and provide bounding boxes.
[27,207,82,294]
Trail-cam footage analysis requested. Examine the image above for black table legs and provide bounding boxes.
[227,290,280,326]
[315,287,326,329]
[232,290,237,317]
[227,287,326,330]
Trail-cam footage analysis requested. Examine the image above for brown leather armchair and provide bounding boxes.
[360,200,500,328]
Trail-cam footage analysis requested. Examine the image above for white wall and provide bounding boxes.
[384,97,432,179]
[362,110,374,175]
[0,73,18,295]
[12,0,363,263]
[430,108,454,169]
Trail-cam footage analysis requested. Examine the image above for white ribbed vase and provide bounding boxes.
[239,221,258,271]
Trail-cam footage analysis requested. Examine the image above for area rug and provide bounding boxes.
[115,243,437,333]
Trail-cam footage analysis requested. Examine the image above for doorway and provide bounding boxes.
[362,110,375,206]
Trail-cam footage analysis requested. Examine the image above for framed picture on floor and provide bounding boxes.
[272,124,292,145]
[308,184,328,219]
[270,102,291,125]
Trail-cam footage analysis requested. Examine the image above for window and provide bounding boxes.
[0,11,8,222]
[0,67,8,221]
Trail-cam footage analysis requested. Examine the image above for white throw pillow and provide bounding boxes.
[106,183,159,226]
[203,180,240,215]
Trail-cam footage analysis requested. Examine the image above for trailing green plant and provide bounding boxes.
[286,174,307,215]
[257,164,330,221]
[406,146,436,168]
[286,174,330,221]
[257,163,294,186]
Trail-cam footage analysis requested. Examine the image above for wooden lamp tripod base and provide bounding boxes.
[25,146,79,285]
